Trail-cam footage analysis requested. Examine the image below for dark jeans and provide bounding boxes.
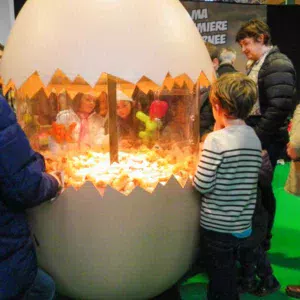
[239,244,273,283]
[261,141,286,250]
[201,227,244,300]
[24,268,56,300]
[260,184,276,250]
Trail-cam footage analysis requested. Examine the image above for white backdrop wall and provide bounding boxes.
[0,0,15,45]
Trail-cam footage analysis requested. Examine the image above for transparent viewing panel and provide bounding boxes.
[13,71,205,195]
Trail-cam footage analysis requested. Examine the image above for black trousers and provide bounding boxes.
[239,244,273,282]
[261,141,286,250]
[201,227,243,300]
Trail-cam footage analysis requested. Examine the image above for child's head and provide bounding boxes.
[58,91,68,111]
[73,93,96,114]
[117,90,133,120]
[210,73,257,122]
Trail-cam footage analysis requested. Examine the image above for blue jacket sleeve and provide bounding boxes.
[0,96,59,210]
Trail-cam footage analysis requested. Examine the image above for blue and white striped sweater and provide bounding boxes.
[194,125,262,234]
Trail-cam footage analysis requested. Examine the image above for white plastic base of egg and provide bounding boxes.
[28,176,200,300]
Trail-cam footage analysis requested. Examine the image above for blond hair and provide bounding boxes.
[210,73,257,120]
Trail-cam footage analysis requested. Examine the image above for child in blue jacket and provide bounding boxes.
[0,95,60,299]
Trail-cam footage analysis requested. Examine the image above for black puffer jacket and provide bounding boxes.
[217,63,237,77]
[247,46,297,149]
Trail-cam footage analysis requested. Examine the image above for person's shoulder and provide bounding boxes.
[217,126,243,144]
[207,127,230,139]
[217,63,236,74]
[222,125,261,150]
[203,130,224,149]
[264,47,295,71]
[245,125,262,149]
[90,113,105,125]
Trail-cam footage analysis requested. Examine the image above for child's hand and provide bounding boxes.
[49,171,64,192]
[49,171,64,202]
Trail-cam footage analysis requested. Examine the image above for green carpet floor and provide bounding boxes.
[181,163,300,299]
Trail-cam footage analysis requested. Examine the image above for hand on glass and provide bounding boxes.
[49,171,64,201]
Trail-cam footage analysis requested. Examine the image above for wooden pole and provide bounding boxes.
[107,74,118,164]
[193,83,200,154]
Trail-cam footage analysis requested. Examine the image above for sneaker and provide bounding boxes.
[277,159,285,165]
[251,276,280,297]
[286,285,300,298]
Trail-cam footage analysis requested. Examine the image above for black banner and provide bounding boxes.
[181,2,267,72]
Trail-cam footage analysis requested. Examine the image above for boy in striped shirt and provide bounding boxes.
[194,73,262,300]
